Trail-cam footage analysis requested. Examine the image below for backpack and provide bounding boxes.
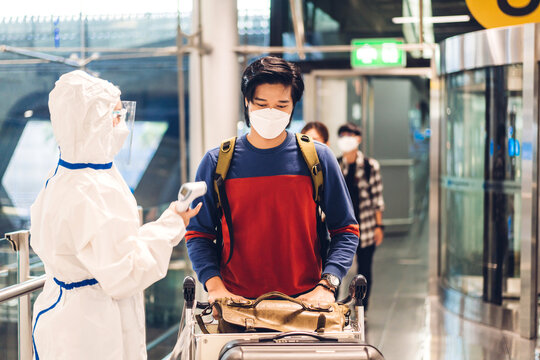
[213,133,325,265]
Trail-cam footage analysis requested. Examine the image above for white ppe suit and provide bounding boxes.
[30,70,185,360]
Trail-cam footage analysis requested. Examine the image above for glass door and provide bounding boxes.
[440,65,523,306]
[311,72,430,232]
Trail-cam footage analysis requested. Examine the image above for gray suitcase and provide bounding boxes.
[218,332,384,360]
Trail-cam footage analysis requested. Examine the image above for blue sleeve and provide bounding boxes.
[316,144,360,280]
[185,150,222,287]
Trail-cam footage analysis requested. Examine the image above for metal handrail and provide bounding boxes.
[0,256,43,276]
[0,275,46,303]
[3,230,34,360]
[146,324,179,352]
[1,206,172,359]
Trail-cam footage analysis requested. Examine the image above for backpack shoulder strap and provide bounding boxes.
[295,133,323,203]
[296,133,329,264]
[214,137,237,209]
[363,157,371,184]
[213,136,237,265]
[364,157,373,201]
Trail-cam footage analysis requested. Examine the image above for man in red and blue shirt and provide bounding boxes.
[186,56,359,304]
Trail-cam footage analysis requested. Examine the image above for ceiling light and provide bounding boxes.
[392,15,470,24]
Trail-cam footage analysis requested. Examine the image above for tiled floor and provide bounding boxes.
[359,216,540,360]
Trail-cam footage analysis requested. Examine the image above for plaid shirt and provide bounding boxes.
[338,151,385,248]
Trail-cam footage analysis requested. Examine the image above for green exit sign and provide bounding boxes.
[351,38,406,68]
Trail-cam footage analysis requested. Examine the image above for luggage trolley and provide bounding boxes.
[166,276,384,360]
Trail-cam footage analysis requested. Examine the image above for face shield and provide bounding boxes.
[114,101,136,165]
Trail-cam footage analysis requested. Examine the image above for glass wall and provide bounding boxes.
[0,2,282,358]
[440,65,523,305]
[0,18,184,360]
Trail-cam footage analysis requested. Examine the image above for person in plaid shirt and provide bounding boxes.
[337,123,385,310]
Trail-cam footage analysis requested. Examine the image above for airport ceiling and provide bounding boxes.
[307,0,484,43]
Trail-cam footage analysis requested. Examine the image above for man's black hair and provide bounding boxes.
[338,123,362,137]
[241,56,304,126]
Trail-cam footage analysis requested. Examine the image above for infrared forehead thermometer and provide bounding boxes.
[176,181,207,212]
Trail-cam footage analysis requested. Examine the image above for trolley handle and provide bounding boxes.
[183,276,196,308]
[259,331,339,343]
[337,274,368,305]
[353,274,367,307]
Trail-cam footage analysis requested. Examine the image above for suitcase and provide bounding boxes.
[218,332,384,360]
[169,275,382,360]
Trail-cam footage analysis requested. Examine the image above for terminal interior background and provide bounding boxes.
[0,0,540,359]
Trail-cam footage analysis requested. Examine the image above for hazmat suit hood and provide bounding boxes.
[49,70,126,163]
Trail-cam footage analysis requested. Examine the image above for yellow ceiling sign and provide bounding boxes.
[466,0,540,28]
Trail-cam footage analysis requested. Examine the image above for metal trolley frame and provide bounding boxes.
[166,275,371,360]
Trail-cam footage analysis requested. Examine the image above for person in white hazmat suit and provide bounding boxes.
[29,70,201,360]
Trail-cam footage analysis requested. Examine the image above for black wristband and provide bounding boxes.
[316,283,336,294]
[375,224,385,230]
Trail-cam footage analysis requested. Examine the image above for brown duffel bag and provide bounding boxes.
[201,291,350,334]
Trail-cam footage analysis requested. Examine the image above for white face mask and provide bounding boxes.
[249,108,290,139]
[337,136,359,153]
